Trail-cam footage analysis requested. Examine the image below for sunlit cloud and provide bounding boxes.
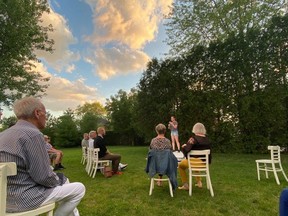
[85,47,150,80]
[31,61,102,113]
[35,7,80,72]
[84,0,173,79]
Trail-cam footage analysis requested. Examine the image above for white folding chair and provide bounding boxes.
[149,176,174,197]
[256,145,288,185]
[81,147,87,165]
[90,148,110,178]
[0,162,55,216]
[188,150,214,197]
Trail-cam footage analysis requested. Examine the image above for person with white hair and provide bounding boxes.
[178,122,212,191]
[0,97,85,215]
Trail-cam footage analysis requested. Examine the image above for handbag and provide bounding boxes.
[103,165,113,178]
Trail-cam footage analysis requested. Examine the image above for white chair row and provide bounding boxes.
[84,147,110,178]
[0,162,55,216]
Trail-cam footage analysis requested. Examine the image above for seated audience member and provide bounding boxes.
[147,123,177,187]
[178,122,212,190]
[44,135,65,171]
[94,127,127,175]
[88,130,96,149]
[0,97,85,215]
[81,133,89,149]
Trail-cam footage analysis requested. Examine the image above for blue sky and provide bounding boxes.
[2,0,173,118]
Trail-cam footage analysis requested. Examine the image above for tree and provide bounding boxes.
[54,109,80,148]
[0,0,53,106]
[105,89,138,145]
[75,102,106,117]
[165,0,283,56]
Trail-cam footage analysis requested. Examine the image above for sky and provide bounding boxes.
[2,0,173,118]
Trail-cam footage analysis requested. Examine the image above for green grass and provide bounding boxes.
[59,146,287,216]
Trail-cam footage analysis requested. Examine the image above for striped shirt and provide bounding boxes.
[0,120,63,213]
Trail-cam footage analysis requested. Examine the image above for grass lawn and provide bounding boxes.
[58,146,288,216]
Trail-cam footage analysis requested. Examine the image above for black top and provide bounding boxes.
[94,136,107,158]
[182,135,212,163]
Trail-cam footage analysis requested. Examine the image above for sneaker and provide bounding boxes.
[120,163,128,170]
[113,171,123,175]
[59,164,65,169]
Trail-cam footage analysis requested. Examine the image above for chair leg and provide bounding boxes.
[280,163,288,182]
[272,163,280,185]
[149,178,154,195]
[47,210,54,216]
[168,180,174,197]
[207,173,214,197]
[189,171,192,196]
[264,164,269,179]
[256,162,261,181]
[92,163,98,178]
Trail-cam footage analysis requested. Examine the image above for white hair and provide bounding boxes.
[192,122,206,135]
[13,97,43,119]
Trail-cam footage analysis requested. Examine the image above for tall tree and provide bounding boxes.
[165,0,283,56]
[0,0,53,105]
[54,109,80,148]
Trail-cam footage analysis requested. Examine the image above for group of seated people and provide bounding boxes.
[81,127,128,175]
[146,122,211,191]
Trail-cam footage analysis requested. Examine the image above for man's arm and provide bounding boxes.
[25,134,60,187]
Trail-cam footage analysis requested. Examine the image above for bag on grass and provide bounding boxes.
[103,165,113,178]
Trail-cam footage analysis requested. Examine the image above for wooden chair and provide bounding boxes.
[187,150,214,197]
[90,148,110,178]
[256,145,288,185]
[80,146,87,165]
[0,162,55,216]
[149,176,174,197]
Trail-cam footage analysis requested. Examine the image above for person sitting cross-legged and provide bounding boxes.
[44,135,65,171]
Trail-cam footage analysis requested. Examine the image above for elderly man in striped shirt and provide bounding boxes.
[0,97,85,215]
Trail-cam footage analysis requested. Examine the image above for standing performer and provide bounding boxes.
[168,116,180,152]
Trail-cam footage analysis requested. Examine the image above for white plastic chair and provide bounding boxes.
[187,150,214,197]
[89,148,110,178]
[256,145,288,185]
[0,162,55,216]
[149,176,174,197]
[81,147,87,165]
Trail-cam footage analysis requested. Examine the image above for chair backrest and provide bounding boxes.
[92,148,100,161]
[0,162,17,215]
[268,145,281,162]
[187,150,210,171]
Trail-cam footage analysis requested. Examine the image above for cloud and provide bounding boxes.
[31,61,102,113]
[85,47,150,80]
[84,0,173,80]
[35,8,79,73]
[85,0,172,49]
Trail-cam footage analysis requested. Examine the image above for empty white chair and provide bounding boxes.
[256,145,288,185]
[0,162,55,216]
[85,148,93,173]
[188,150,214,197]
[89,148,110,178]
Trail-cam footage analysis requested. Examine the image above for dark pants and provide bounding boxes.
[280,188,288,216]
[100,153,121,173]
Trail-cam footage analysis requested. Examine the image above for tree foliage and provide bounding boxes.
[165,0,284,56]
[0,0,53,105]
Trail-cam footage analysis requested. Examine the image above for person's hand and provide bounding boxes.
[187,137,194,145]
[182,144,187,148]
